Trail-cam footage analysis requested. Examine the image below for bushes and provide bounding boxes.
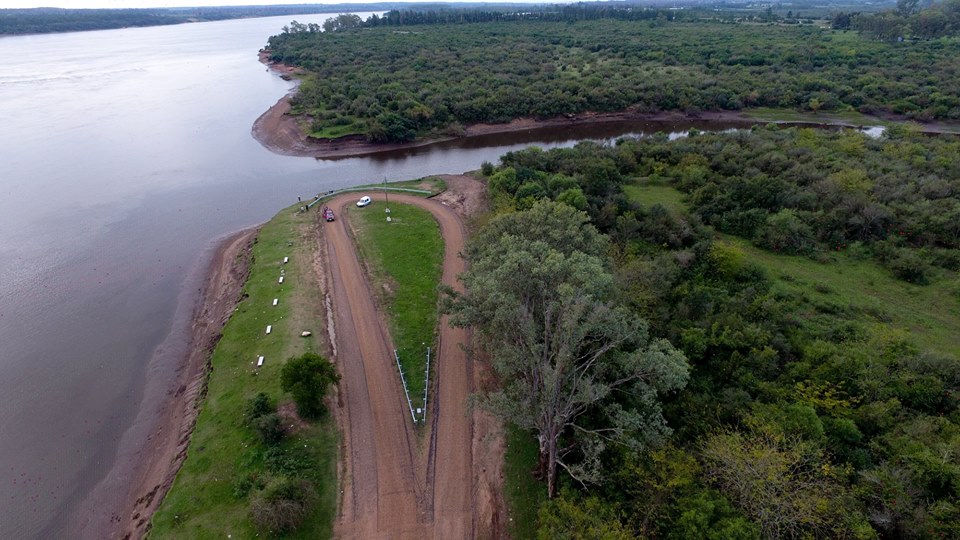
[280,352,340,419]
[885,249,931,284]
[245,393,284,446]
[249,477,317,534]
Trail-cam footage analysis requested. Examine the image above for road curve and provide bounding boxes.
[323,193,474,539]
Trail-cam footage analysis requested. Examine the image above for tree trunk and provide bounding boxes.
[537,430,560,498]
[546,432,558,499]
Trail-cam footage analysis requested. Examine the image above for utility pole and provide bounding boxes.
[384,176,391,222]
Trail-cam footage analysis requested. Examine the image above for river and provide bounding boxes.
[0,14,752,539]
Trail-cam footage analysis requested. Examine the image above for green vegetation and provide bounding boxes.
[268,13,960,143]
[622,183,688,216]
[503,425,546,540]
[281,353,340,419]
[841,0,960,41]
[448,201,689,496]
[350,201,443,406]
[625,180,960,356]
[351,176,447,196]
[478,126,960,538]
[150,204,337,538]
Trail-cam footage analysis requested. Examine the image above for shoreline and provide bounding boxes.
[123,227,257,539]
[79,227,258,539]
[253,52,960,160]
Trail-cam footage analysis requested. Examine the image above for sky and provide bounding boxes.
[3,0,517,7]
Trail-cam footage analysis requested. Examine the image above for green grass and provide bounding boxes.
[351,176,448,197]
[623,182,689,215]
[504,424,547,539]
[740,106,883,125]
[307,122,364,140]
[350,201,444,411]
[149,203,338,539]
[621,182,960,355]
[726,236,960,356]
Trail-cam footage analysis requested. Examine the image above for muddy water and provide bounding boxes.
[0,16,764,539]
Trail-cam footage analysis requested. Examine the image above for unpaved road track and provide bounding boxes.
[324,193,474,539]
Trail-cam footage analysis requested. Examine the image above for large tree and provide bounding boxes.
[449,201,689,497]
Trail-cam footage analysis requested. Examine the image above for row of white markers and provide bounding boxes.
[258,256,290,367]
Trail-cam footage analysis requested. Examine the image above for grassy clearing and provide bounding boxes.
[504,424,546,540]
[726,236,960,356]
[623,182,689,215]
[740,106,884,125]
[308,122,364,140]
[150,204,337,539]
[622,181,960,355]
[349,201,443,410]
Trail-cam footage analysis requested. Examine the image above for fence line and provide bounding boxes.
[306,186,433,210]
[422,347,431,423]
[394,350,418,424]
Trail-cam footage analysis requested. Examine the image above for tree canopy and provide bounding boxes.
[280,352,340,419]
[449,201,689,497]
[267,14,960,143]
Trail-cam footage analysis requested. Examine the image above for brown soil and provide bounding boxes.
[116,227,257,539]
[321,187,504,539]
[432,174,489,221]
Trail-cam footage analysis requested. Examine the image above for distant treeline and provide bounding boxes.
[362,5,694,27]
[835,0,960,40]
[0,4,417,35]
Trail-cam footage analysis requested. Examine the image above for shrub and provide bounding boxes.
[245,392,274,425]
[480,160,495,176]
[886,250,930,284]
[249,477,316,534]
[253,413,285,446]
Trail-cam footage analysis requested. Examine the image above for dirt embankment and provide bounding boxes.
[115,228,257,540]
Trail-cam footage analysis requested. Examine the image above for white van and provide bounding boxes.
[356,196,372,207]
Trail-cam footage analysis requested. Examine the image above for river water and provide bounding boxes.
[0,15,751,539]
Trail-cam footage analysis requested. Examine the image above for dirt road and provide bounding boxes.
[323,193,475,539]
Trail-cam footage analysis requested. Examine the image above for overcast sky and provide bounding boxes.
[3,0,532,7]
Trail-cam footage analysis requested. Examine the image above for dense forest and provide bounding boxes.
[266,9,960,143]
[461,126,960,539]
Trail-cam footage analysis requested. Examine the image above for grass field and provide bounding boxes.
[350,176,447,196]
[727,237,960,356]
[623,182,689,216]
[623,181,960,356]
[349,201,444,412]
[307,122,365,140]
[149,204,338,539]
[741,106,881,125]
[504,425,547,540]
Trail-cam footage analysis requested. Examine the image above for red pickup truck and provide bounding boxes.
[322,206,335,222]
